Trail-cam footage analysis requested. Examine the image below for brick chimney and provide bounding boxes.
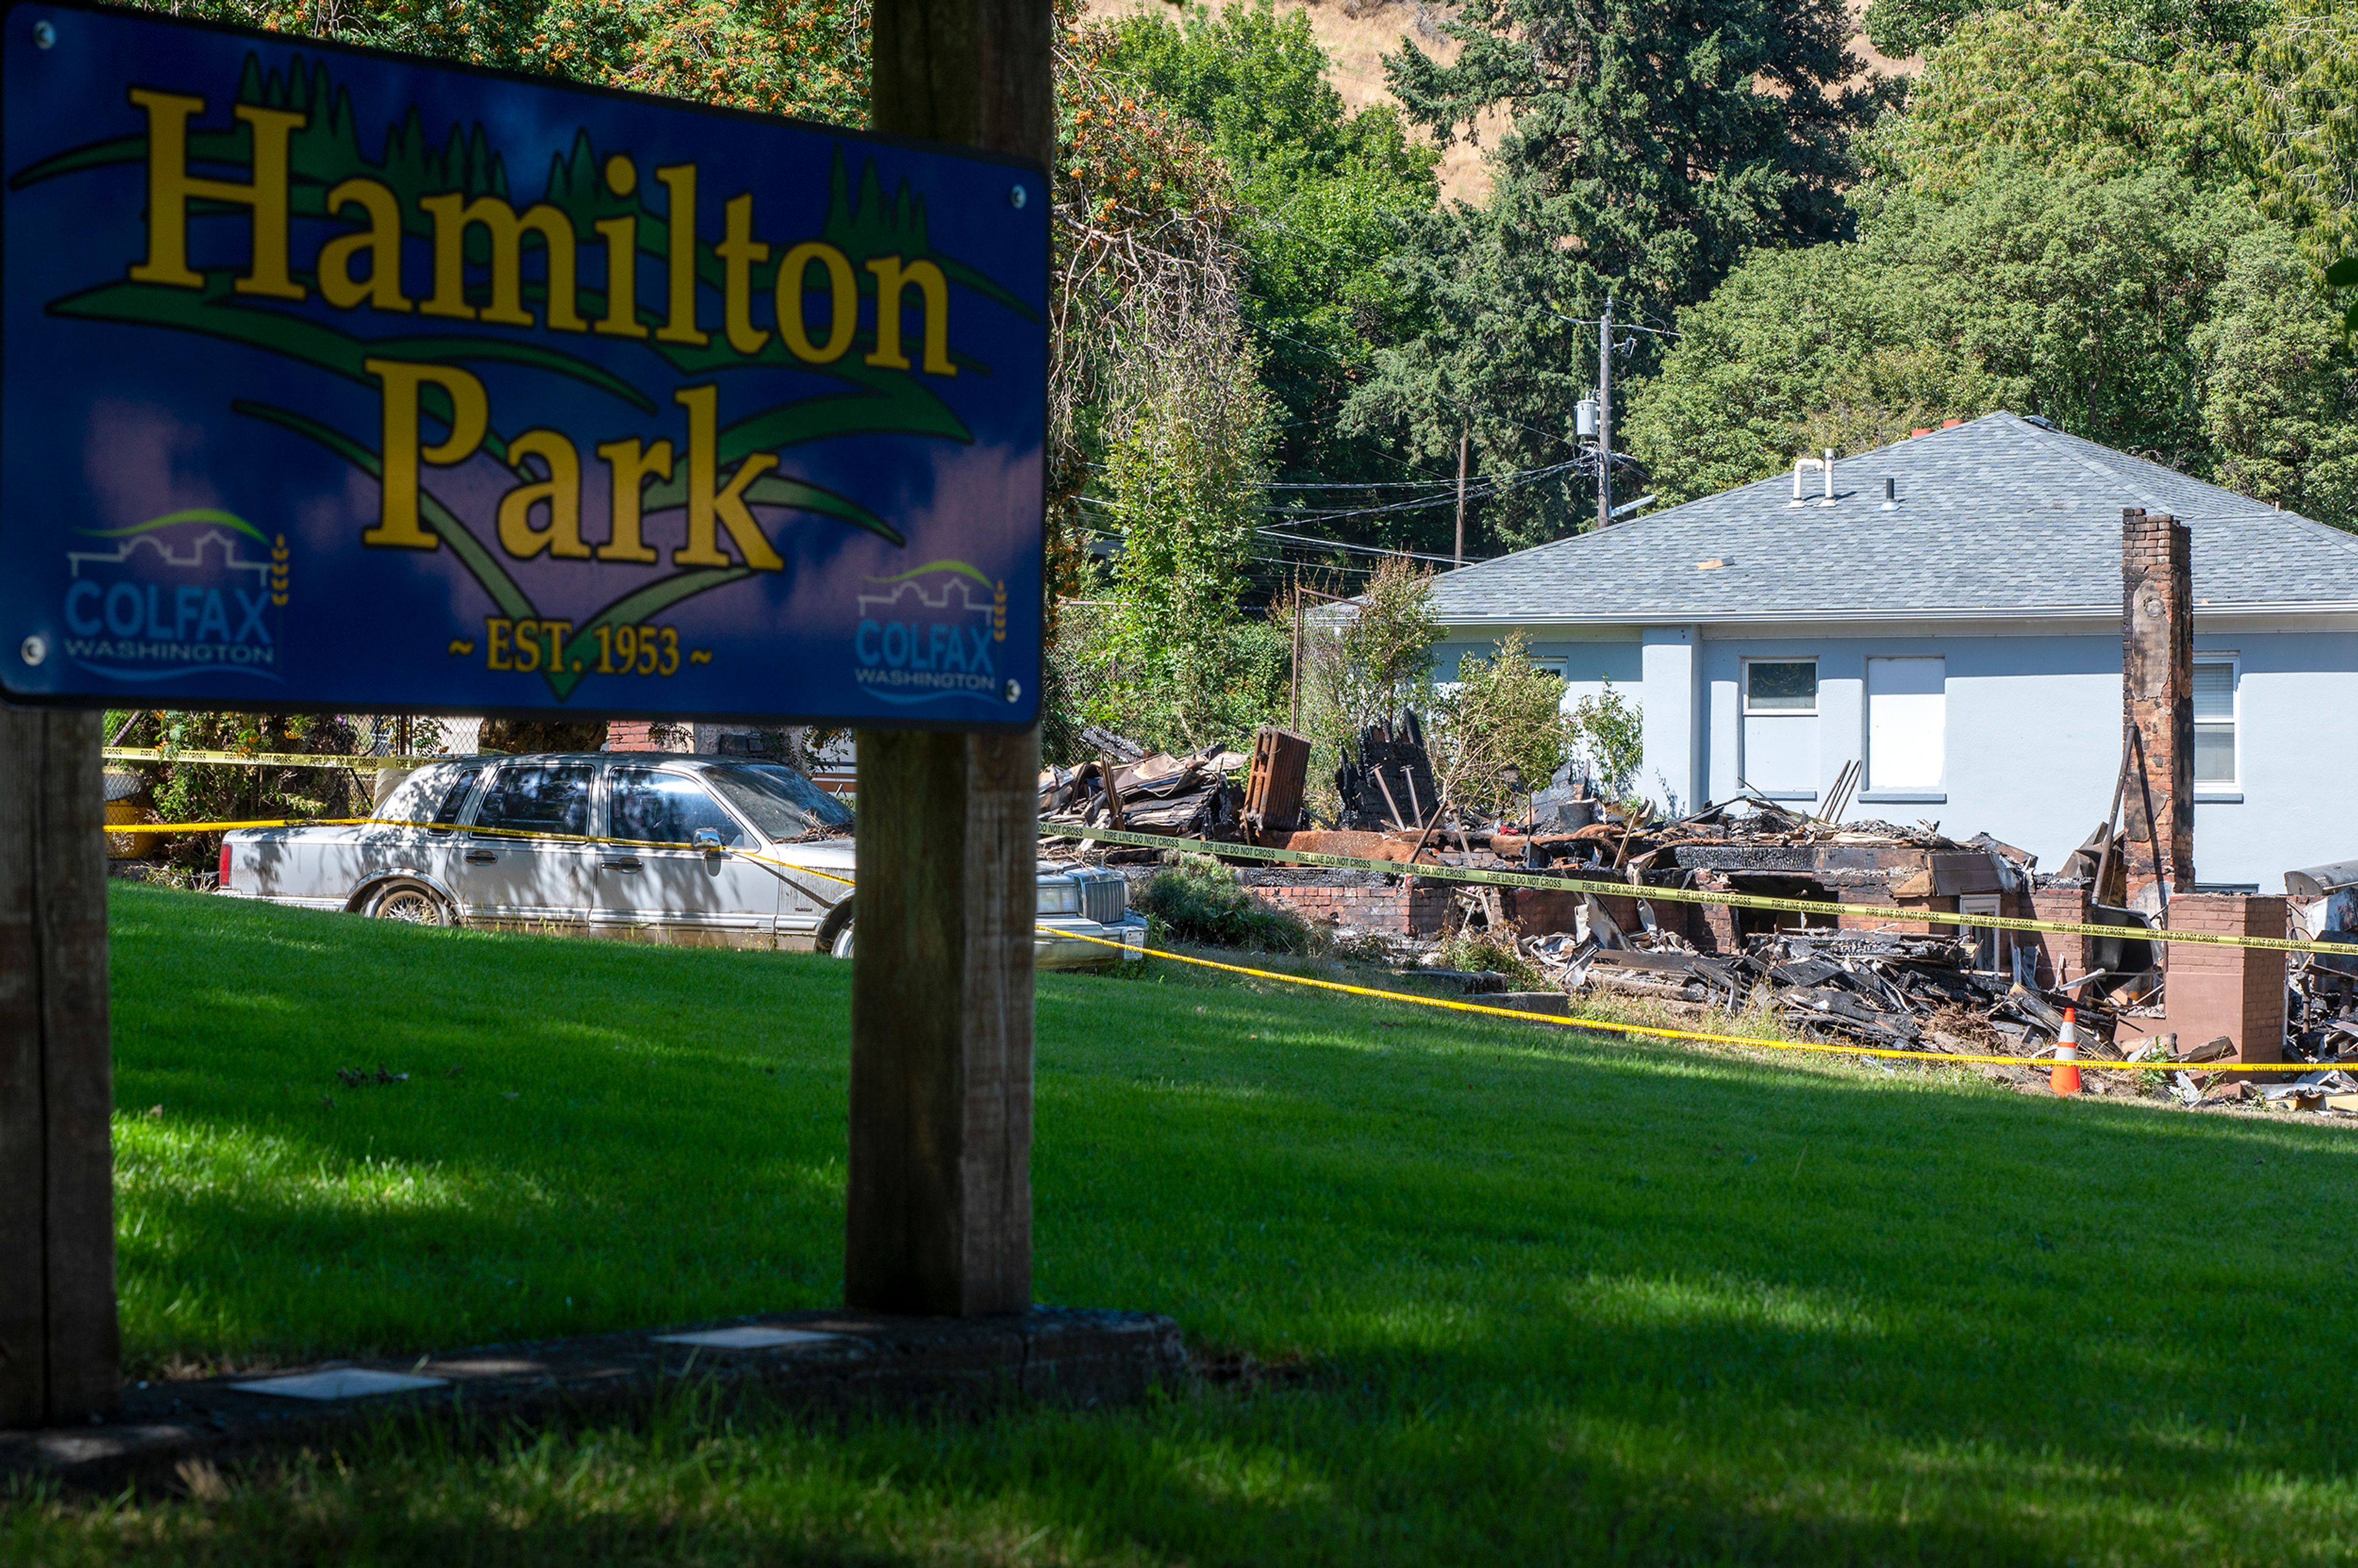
[2120,507,2194,910]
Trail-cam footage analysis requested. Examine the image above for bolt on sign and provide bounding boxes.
[0,1,1046,727]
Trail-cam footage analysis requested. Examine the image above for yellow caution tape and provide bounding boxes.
[1048,822,2352,960]
[104,747,384,769]
[109,817,373,833]
[1045,926,2317,1078]
[138,810,2314,1084]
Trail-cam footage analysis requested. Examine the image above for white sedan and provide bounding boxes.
[215,752,1145,966]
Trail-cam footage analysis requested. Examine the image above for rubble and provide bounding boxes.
[1040,738,1247,843]
[1336,713,1440,833]
[1516,920,2107,1060]
[1039,711,2358,1122]
[2288,861,2358,1066]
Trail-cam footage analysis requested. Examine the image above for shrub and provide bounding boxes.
[1134,853,1313,953]
[1440,926,1542,988]
[1434,632,1568,815]
[1568,677,1644,799]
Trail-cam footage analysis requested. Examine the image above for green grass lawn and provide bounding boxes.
[9,882,2358,1564]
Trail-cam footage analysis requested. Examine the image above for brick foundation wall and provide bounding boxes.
[1696,901,1737,955]
[1511,889,1587,936]
[1246,877,1456,937]
[2163,893,2287,1064]
[1242,877,1652,941]
[605,721,663,752]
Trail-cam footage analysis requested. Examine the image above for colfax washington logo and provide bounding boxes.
[852,562,1010,705]
[61,513,286,681]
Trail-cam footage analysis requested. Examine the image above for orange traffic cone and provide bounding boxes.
[2051,1006,2082,1096]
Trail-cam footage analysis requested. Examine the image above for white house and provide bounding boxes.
[1425,413,2358,892]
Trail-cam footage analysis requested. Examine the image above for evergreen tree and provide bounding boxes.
[1387,0,1879,316]
[1100,2,1439,488]
[1342,0,1886,551]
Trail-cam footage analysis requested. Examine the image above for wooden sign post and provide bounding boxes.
[0,712,119,1424]
[850,0,1051,1317]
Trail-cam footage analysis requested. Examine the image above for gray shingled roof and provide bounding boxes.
[1427,413,2358,624]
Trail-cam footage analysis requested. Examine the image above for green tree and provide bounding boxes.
[2192,229,2358,521]
[1628,0,2358,527]
[1385,0,1878,304]
[1293,556,1439,820]
[135,0,868,123]
[1337,196,1598,553]
[1339,0,1885,549]
[1623,158,2358,523]
[1433,632,1566,813]
[1862,2,2255,193]
[2245,0,2358,283]
[1568,678,1644,798]
[1864,0,2274,66]
[1299,555,1440,734]
[1092,325,1285,750]
[1099,2,1439,490]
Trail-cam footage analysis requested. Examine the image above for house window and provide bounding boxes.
[1958,892,2003,972]
[1745,661,1816,713]
[1866,656,1945,794]
[2193,659,2237,788]
[1741,659,1818,796]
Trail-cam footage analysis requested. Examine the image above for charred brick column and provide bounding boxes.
[2026,887,2093,988]
[2121,508,2194,912]
[2163,894,2287,1064]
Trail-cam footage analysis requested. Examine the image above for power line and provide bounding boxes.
[1262,477,1466,491]
[1255,527,1479,565]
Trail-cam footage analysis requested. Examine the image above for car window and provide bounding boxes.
[473,762,594,839]
[376,764,451,825]
[430,762,489,828]
[702,763,853,841]
[375,760,487,831]
[609,768,745,848]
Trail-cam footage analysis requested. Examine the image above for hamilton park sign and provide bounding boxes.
[0,1,1046,726]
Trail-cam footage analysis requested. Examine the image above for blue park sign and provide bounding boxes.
[0,1,1046,727]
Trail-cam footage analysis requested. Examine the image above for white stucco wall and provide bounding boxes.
[1434,621,2358,890]
[1428,635,1644,713]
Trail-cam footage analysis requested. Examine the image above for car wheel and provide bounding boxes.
[365,879,452,926]
[830,921,855,959]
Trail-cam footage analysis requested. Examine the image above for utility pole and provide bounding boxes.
[1288,573,1303,732]
[1596,297,1614,532]
[1453,420,1469,566]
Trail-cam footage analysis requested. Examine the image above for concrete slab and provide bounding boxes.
[1,1308,1185,1495]
[227,1368,449,1401]
[650,1326,839,1351]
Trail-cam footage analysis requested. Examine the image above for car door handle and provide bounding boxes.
[600,856,641,871]
[465,848,497,864]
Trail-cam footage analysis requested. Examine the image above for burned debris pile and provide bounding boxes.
[1523,923,2096,1058]
[2289,863,2358,1065]
[1336,714,1441,833]
[1037,713,2358,1119]
[1039,743,1247,841]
